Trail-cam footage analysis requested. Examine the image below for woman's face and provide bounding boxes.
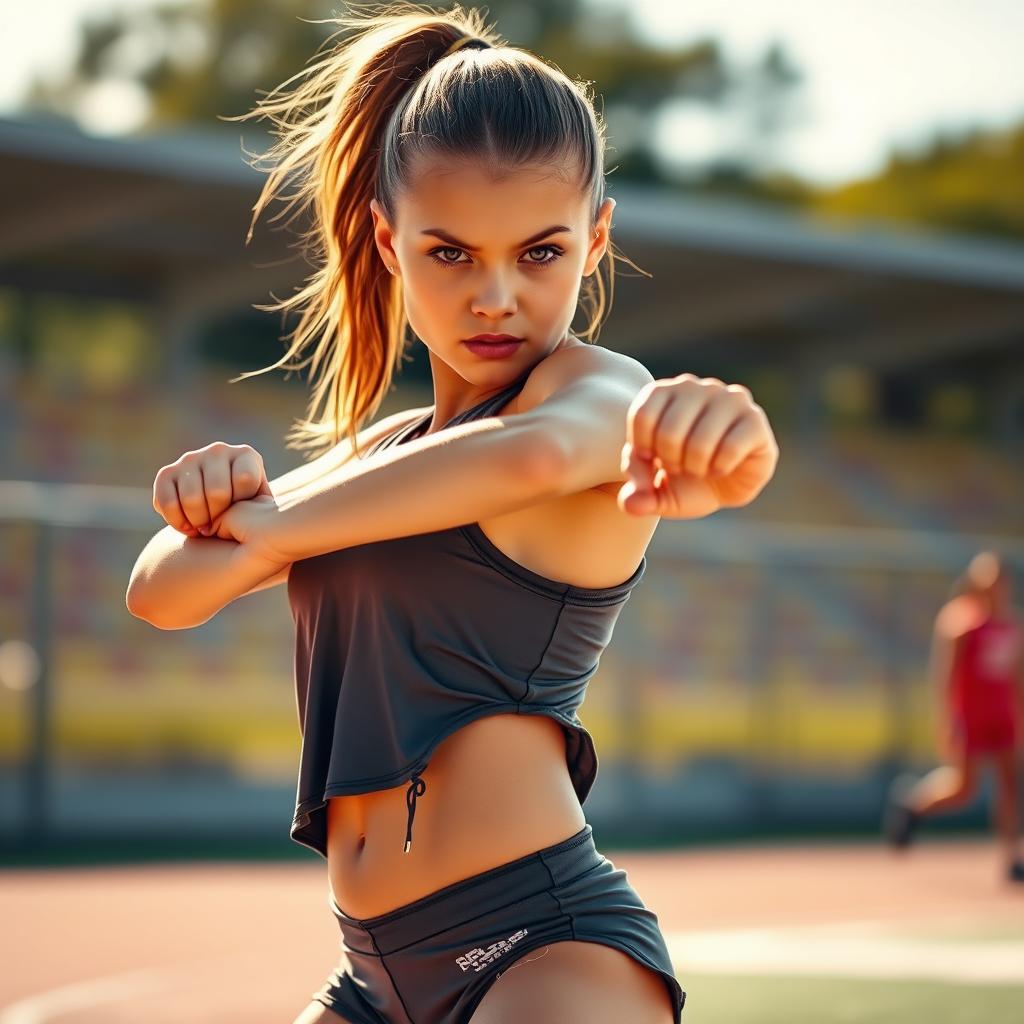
[370,157,614,384]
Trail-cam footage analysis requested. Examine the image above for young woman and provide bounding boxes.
[127,5,778,1021]
[884,551,1024,883]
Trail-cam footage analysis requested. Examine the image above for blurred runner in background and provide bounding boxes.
[884,551,1024,883]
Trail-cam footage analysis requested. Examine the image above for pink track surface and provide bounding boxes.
[2,838,1021,1022]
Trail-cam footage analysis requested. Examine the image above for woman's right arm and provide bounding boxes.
[125,528,290,630]
[125,407,423,630]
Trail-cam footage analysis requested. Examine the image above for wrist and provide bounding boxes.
[257,498,301,564]
[236,539,289,574]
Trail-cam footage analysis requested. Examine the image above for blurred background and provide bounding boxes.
[1,2,1022,1020]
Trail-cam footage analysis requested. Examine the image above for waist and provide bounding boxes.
[326,712,587,919]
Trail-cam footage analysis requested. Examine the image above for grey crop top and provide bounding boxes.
[286,366,647,858]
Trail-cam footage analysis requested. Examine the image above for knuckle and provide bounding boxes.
[630,413,657,439]
[715,442,739,464]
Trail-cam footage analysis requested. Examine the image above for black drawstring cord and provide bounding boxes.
[404,772,426,853]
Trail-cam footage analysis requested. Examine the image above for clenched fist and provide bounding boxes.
[618,374,779,519]
[152,442,272,538]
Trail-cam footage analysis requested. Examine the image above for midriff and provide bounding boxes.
[326,711,586,919]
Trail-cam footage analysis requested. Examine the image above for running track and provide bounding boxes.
[2,839,1021,1022]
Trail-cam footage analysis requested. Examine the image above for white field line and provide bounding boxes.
[665,920,1024,984]
[0,967,182,1024]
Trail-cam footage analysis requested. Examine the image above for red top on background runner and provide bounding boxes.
[945,606,1021,722]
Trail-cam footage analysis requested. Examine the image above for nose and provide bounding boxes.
[470,270,518,320]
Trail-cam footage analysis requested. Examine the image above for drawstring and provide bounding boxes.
[403,772,426,853]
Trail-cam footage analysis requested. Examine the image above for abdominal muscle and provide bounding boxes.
[326,712,587,920]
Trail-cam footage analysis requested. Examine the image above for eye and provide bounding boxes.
[427,244,565,269]
[428,247,469,268]
[523,245,564,266]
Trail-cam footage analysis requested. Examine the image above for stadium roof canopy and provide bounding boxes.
[1,113,1022,375]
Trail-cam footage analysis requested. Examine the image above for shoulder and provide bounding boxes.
[513,340,653,417]
[935,596,985,640]
[366,404,432,445]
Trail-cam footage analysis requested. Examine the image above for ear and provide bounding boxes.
[369,198,399,273]
[582,197,615,278]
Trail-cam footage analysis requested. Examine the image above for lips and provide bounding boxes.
[464,334,523,343]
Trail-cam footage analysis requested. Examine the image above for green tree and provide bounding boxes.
[811,121,1024,241]
[19,0,760,189]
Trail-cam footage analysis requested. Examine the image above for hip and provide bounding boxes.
[317,823,685,1024]
[948,710,1018,754]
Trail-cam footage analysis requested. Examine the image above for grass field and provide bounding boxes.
[683,974,1024,1024]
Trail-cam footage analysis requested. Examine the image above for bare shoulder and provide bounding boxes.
[477,340,659,588]
[512,340,653,418]
[935,595,985,640]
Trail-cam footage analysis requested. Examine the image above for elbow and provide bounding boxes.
[125,569,161,625]
[125,580,208,631]
[125,573,151,621]
[124,585,167,629]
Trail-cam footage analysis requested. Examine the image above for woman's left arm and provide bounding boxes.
[208,346,640,561]
[258,413,560,562]
[207,346,778,561]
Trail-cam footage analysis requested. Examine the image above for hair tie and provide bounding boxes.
[443,36,492,58]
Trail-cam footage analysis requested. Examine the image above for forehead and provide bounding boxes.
[395,157,588,238]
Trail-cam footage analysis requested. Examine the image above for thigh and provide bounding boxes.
[291,1000,359,1024]
[949,719,982,782]
[469,939,676,1024]
[992,746,1021,790]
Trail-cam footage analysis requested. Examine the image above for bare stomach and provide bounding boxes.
[326,713,587,919]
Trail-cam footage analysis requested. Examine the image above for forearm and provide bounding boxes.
[126,524,287,630]
[270,416,559,561]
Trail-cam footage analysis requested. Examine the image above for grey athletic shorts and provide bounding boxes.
[312,823,686,1023]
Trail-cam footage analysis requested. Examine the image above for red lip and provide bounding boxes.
[464,334,523,343]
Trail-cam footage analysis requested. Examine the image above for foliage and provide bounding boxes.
[809,121,1024,241]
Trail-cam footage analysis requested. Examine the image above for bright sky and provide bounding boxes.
[3,0,1023,186]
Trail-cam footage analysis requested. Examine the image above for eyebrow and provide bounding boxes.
[419,225,572,251]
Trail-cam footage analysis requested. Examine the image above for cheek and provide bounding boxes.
[399,278,464,347]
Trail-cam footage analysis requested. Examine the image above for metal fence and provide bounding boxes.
[2,480,1022,851]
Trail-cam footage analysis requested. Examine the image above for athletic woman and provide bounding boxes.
[884,551,1024,883]
[127,5,779,1021]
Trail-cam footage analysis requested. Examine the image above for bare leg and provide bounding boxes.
[906,745,979,816]
[469,940,676,1024]
[991,747,1023,871]
[291,1001,357,1024]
